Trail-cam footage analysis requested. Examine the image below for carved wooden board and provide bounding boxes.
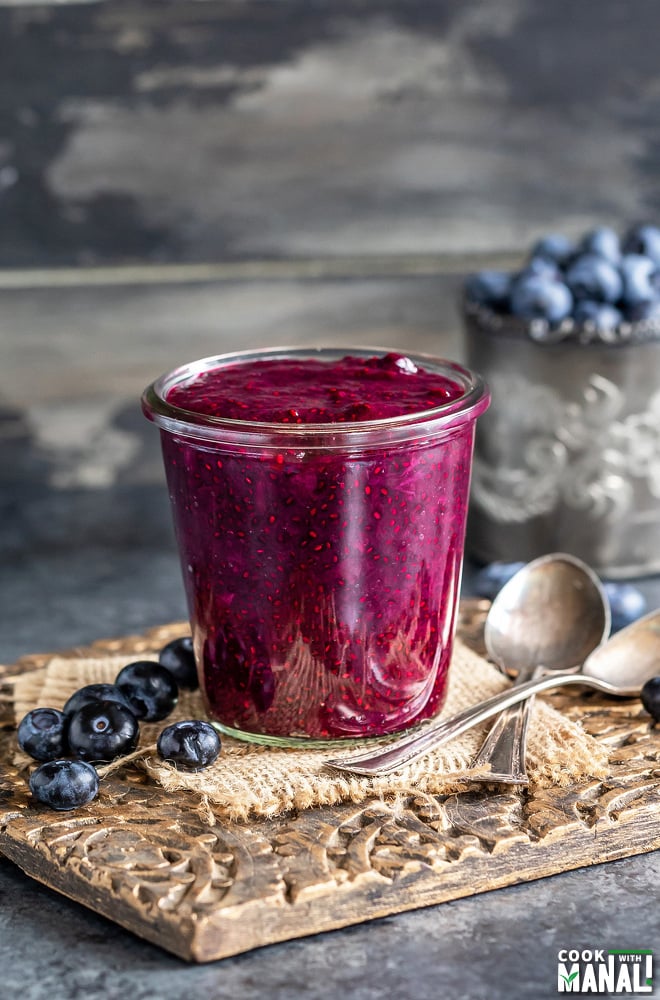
[1,603,659,963]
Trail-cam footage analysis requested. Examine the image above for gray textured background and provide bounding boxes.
[1,2,659,997]
[1,0,660,266]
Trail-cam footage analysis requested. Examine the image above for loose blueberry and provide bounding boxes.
[565,253,623,303]
[62,683,132,718]
[464,271,512,311]
[17,708,67,762]
[471,561,526,600]
[602,582,647,633]
[580,226,621,265]
[530,234,575,266]
[573,300,622,333]
[66,700,139,763]
[29,759,99,811]
[115,660,178,721]
[509,275,573,324]
[157,720,221,771]
[623,223,660,266]
[619,254,657,307]
[640,676,660,722]
[159,637,199,690]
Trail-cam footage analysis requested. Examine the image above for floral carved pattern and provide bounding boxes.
[1,608,659,962]
[471,372,660,524]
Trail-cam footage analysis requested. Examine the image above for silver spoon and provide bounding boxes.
[326,607,660,777]
[469,553,611,784]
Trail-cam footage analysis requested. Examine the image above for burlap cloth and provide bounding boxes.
[10,639,608,822]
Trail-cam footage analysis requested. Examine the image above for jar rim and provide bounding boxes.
[142,346,490,449]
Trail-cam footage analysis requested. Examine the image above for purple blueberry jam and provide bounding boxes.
[167,353,463,423]
[144,350,489,741]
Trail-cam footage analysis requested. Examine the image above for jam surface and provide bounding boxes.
[161,353,475,740]
[166,353,463,423]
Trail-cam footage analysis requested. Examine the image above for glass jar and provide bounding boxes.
[142,347,489,745]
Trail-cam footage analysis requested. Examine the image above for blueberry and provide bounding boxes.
[580,226,621,265]
[29,759,99,811]
[17,708,67,762]
[640,676,660,722]
[115,660,178,721]
[530,234,575,266]
[159,636,199,690]
[573,300,622,333]
[627,299,660,322]
[602,582,647,633]
[623,223,660,266]
[62,683,132,718]
[66,700,139,763]
[509,275,573,324]
[157,720,221,771]
[565,253,623,303]
[471,561,526,600]
[619,254,657,307]
[517,257,561,281]
[464,271,511,311]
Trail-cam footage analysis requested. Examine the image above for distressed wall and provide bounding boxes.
[1,0,660,266]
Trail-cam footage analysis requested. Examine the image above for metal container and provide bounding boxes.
[464,303,660,578]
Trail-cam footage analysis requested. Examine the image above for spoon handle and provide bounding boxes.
[469,697,533,784]
[325,671,612,777]
[469,664,547,784]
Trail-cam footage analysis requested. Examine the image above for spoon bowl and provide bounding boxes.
[471,553,611,783]
[485,553,611,677]
[583,609,660,692]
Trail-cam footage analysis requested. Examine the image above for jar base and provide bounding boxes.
[209,720,423,750]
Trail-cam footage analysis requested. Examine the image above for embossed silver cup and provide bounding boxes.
[463,303,660,577]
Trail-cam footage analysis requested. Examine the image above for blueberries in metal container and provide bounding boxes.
[580,226,621,265]
[509,275,573,324]
[602,582,647,633]
[572,300,623,333]
[464,270,512,311]
[565,254,623,303]
[530,233,575,266]
[464,223,660,335]
[471,561,526,601]
[619,254,657,308]
[622,223,660,265]
[627,299,660,322]
[517,257,562,281]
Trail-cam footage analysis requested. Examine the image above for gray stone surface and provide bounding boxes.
[0,851,658,1000]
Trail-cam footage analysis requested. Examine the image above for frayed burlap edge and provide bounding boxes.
[10,640,609,823]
